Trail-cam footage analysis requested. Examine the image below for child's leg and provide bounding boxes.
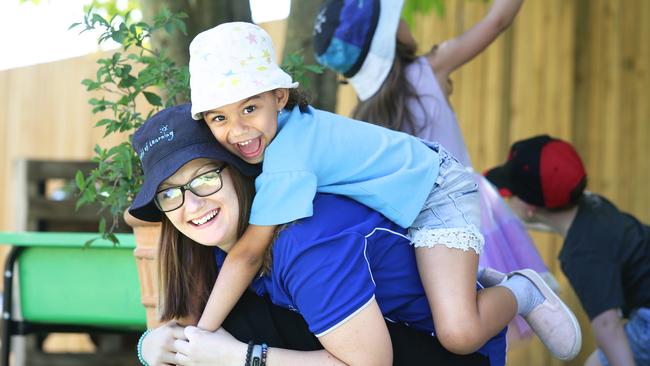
[412,144,580,358]
[412,145,515,353]
[415,244,517,354]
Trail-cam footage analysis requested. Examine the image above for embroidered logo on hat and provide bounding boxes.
[129,103,260,222]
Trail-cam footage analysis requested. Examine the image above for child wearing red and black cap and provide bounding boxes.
[486,134,650,366]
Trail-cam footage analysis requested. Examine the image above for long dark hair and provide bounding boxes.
[157,162,256,322]
[352,39,424,134]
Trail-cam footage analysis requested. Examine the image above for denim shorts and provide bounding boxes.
[408,142,484,254]
[598,307,650,366]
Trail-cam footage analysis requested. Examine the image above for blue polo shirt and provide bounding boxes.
[249,106,439,228]
[218,194,506,365]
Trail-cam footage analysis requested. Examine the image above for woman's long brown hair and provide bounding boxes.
[352,39,425,135]
[157,163,256,322]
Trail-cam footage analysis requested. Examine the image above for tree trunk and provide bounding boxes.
[282,1,338,112]
[140,0,252,79]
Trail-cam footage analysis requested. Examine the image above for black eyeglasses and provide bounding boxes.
[154,164,227,212]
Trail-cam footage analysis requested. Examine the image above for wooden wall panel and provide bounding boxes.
[0,71,8,233]
[574,0,650,224]
[0,53,127,232]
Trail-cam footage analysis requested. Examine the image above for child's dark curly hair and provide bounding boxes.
[285,87,311,111]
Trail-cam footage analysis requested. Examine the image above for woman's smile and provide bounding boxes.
[189,208,220,227]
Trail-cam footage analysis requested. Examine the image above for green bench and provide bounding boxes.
[0,231,147,365]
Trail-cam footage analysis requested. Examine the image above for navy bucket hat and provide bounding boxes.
[313,0,404,101]
[129,103,260,222]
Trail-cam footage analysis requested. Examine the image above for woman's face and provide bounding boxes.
[161,158,240,252]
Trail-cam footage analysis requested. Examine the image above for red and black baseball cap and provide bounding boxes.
[484,135,587,209]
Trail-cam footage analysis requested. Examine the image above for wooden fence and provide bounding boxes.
[0,1,648,364]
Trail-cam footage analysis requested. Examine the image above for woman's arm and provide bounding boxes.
[172,326,345,366]
[173,301,391,366]
[318,298,393,366]
[426,0,524,79]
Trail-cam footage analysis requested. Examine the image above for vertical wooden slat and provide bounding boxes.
[633,0,650,222]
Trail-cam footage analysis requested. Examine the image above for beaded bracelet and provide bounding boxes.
[260,343,268,366]
[136,329,151,366]
[244,340,254,366]
[251,344,262,366]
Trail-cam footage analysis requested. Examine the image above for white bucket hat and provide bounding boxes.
[189,22,299,120]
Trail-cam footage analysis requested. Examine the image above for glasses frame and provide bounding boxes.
[154,164,227,213]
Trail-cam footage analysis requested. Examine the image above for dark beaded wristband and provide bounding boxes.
[244,340,254,366]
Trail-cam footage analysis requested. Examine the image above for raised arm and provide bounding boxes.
[197,224,276,331]
[426,0,524,78]
[589,309,636,366]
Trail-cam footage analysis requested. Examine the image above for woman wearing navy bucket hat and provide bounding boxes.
[130,105,516,366]
[132,104,496,365]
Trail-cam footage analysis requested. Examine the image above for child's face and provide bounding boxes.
[203,89,288,164]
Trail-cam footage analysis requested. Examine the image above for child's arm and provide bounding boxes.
[590,308,637,366]
[426,0,524,79]
[197,224,276,331]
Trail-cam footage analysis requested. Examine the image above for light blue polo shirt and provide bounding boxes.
[217,194,507,366]
[249,106,439,228]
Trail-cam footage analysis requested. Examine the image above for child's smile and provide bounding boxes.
[235,137,264,160]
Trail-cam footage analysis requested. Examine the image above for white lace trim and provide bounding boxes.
[409,225,484,254]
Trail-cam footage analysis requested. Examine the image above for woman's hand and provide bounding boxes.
[141,321,187,366]
[172,326,247,366]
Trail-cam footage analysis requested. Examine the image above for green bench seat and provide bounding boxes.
[0,231,147,365]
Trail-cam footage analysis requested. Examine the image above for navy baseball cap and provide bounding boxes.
[485,135,587,209]
[129,103,260,222]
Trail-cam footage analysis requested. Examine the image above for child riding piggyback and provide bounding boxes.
[187,21,581,361]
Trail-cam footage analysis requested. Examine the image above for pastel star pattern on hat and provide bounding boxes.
[189,22,298,119]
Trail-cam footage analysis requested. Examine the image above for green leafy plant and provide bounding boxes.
[402,0,446,27]
[73,9,323,245]
[72,8,189,245]
[281,50,324,89]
